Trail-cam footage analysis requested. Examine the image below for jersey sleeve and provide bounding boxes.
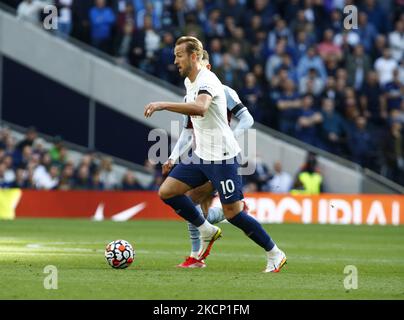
[224,85,241,110]
[169,128,194,163]
[224,85,248,117]
[232,109,254,137]
[196,73,216,98]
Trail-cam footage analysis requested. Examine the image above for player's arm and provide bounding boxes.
[168,128,193,163]
[232,105,254,138]
[162,128,194,175]
[224,86,254,137]
[144,94,212,118]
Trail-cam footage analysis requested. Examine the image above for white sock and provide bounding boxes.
[266,244,280,257]
[195,204,203,214]
[197,220,216,237]
[207,207,226,224]
[190,251,199,259]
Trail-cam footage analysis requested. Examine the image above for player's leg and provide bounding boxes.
[179,181,220,267]
[159,163,221,260]
[182,182,213,260]
[187,182,214,209]
[207,158,287,273]
[189,181,228,224]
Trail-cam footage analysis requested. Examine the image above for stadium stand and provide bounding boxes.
[0,0,403,193]
[0,123,156,190]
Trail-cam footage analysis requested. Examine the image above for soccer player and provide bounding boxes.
[144,36,286,272]
[164,50,255,268]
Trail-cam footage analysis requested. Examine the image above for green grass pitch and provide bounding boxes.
[0,219,403,300]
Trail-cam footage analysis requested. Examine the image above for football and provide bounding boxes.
[104,239,135,269]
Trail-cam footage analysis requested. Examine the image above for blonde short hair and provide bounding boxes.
[175,36,204,60]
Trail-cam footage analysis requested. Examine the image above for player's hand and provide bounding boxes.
[162,159,174,176]
[144,102,165,118]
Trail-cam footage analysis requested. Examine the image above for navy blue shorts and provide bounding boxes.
[169,156,244,204]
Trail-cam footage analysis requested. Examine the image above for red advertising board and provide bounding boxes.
[7,190,403,225]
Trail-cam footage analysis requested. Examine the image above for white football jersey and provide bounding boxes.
[184,68,241,161]
[182,85,246,128]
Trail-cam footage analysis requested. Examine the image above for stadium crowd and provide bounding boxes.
[0,126,149,190]
[1,0,403,186]
[0,125,324,193]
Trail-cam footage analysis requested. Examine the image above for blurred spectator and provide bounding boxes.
[388,19,404,62]
[115,1,134,35]
[16,126,37,151]
[383,69,403,114]
[121,171,144,190]
[164,0,187,30]
[359,71,386,124]
[216,53,242,91]
[79,151,98,175]
[207,38,223,68]
[299,67,324,96]
[49,135,64,163]
[381,121,404,185]
[182,13,204,42]
[244,156,271,191]
[246,0,277,30]
[114,20,135,64]
[70,0,92,44]
[0,162,9,188]
[33,154,59,190]
[56,0,73,39]
[356,12,378,53]
[374,48,399,86]
[293,30,312,63]
[32,137,47,156]
[155,31,179,84]
[129,14,160,74]
[347,116,378,169]
[13,144,32,169]
[239,72,263,121]
[370,34,387,63]
[360,0,388,34]
[99,157,118,189]
[346,44,372,90]
[74,164,91,190]
[89,0,116,54]
[2,155,16,185]
[58,162,75,190]
[90,171,105,190]
[296,46,327,83]
[204,7,225,40]
[267,18,294,51]
[319,98,347,154]
[266,161,293,193]
[333,28,360,49]
[328,8,343,34]
[317,28,342,61]
[135,0,162,31]
[221,0,244,26]
[291,153,324,194]
[265,39,286,82]
[276,79,301,136]
[295,94,322,146]
[16,0,47,24]
[9,167,31,188]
